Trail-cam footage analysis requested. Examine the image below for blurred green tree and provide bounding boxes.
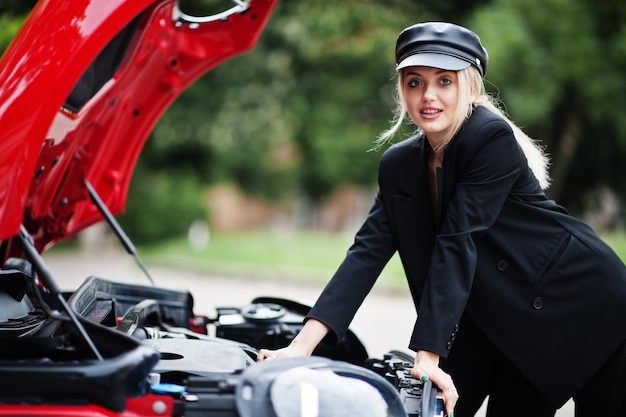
[471,0,626,208]
[0,1,35,52]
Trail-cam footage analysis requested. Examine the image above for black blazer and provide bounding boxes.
[307,106,626,406]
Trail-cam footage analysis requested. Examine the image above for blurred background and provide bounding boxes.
[1,0,625,287]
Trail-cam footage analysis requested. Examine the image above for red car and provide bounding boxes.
[0,1,440,416]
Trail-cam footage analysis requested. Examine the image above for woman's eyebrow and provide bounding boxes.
[404,69,454,77]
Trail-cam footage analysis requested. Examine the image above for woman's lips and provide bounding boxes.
[420,108,442,120]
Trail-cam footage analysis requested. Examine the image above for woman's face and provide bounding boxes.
[401,66,459,144]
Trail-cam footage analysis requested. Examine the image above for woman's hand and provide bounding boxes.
[257,343,310,361]
[256,318,329,361]
[411,350,458,417]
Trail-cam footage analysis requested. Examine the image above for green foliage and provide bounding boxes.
[472,0,623,136]
[0,12,31,55]
[0,1,38,55]
[0,1,37,15]
[277,1,402,199]
[471,0,626,207]
[117,168,208,245]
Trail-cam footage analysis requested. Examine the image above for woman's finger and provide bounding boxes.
[440,384,459,416]
[256,349,273,361]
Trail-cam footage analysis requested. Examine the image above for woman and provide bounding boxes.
[258,22,626,417]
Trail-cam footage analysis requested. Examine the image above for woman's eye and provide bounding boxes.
[408,79,421,87]
[440,78,452,86]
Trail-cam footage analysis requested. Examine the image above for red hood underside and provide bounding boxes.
[0,0,277,253]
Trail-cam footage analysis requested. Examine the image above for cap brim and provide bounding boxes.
[396,53,471,72]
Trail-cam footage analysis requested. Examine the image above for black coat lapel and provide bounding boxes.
[389,137,435,294]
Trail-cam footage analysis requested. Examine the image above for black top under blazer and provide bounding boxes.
[307,105,626,406]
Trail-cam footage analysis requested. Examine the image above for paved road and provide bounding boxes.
[44,247,574,416]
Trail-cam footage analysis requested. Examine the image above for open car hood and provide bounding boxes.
[0,0,277,253]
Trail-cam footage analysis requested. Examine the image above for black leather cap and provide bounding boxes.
[395,22,488,76]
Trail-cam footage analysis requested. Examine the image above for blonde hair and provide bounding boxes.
[374,67,551,189]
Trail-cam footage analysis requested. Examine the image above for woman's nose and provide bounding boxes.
[423,83,437,101]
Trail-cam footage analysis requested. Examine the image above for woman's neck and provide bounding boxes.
[427,136,446,161]
[430,147,444,166]
[425,129,450,154]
